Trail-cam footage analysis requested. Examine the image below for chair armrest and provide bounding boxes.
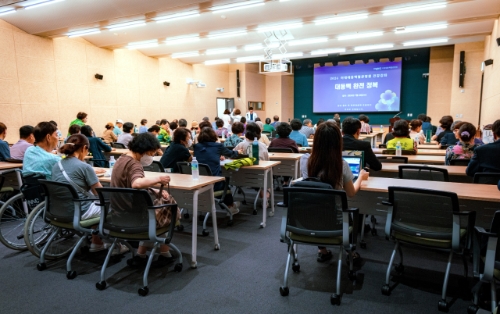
[147,204,178,244]
[454,211,476,251]
[342,207,358,250]
[72,202,94,234]
[280,210,288,243]
[0,169,16,176]
[72,198,99,202]
[98,203,109,238]
[473,226,499,282]
[381,201,392,206]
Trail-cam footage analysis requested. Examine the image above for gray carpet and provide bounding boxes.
[0,188,479,313]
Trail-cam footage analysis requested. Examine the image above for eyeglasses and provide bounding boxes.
[193,128,199,130]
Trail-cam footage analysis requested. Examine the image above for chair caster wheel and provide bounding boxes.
[214,244,220,250]
[37,263,46,271]
[202,229,209,237]
[183,213,190,219]
[252,209,257,215]
[176,225,184,232]
[279,286,289,296]
[467,304,479,314]
[360,241,367,249]
[66,271,77,280]
[174,263,183,272]
[395,264,404,275]
[348,270,357,281]
[96,281,107,290]
[260,222,266,228]
[227,219,233,226]
[242,200,247,205]
[330,293,341,305]
[381,284,391,296]
[292,264,300,273]
[438,299,449,312]
[138,286,149,296]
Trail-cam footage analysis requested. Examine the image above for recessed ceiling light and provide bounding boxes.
[67,28,101,38]
[24,0,65,10]
[382,2,446,16]
[256,22,303,33]
[395,24,447,34]
[107,21,146,31]
[154,11,200,23]
[314,13,368,25]
[354,43,394,52]
[210,1,265,13]
[310,48,346,56]
[207,30,247,39]
[0,9,16,16]
[289,37,328,46]
[165,34,200,45]
[205,59,231,65]
[402,38,448,46]
[338,31,384,40]
[126,40,158,50]
[236,56,265,63]
[171,51,200,59]
[273,52,304,59]
[206,47,238,55]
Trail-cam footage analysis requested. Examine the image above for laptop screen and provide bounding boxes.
[342,156,362,180]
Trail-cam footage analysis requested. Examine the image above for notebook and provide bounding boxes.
[342,156,363,181]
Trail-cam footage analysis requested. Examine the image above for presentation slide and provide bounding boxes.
[313,61,402,113]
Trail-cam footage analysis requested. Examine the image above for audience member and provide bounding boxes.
[117,122,134,147]
[255,117,261,122]
[333,113,341,125]
[155,120,161,126]
[240,117,247,135]
[289,119,309,147]
[138,119,148,134]
[178,119,188,128]
[169,121,178,141]
[211,117,218,130]
[158,119,171,144]
[159,128,192,173]
[418,114,432,136]
[147,125,163,156]
[440,121,463,146]
[466,119,500,176]
[215,119,229,138]
[445,123,478,165]
[263,118,275,133]
[66,124,81,143]
[234,122,269,161]
[0,122,10,161]
[10,125,34,160]
[271,115,280,128]
[81,125,112,168]
[49,120,62,138]
[358,114,371,133]
[314,118,324,132]
[255,121,270,146]
[268,122,299,153]
[23,122,61,179]
[224,122,244,147]
[102,122,118,143]
[386,120,417,151]
[111,133,175,268]
[246,106,258,122]
[230,108,242,123]
[299,119,315,138]
[114,119,123,136]
[299,121,369,262]
[69,112,87,129]
[194,127,243,215]
[432,115,453,142]
[409,119,426,144]
[221,109,231,129]
[342,117,382,171]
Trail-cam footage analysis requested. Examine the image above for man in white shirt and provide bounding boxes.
[245,107,258,123]
[114,119,123,136]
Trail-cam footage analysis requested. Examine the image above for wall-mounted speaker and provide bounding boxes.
[496,37,500,46]
[95,74,103,80]
[236,69,240,98]
[459,51,465,88]
[484,59,494,66]
[163,81,170,86]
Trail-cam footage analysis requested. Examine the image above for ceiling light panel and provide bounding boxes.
[354,43,394,51]
[107,20,146,31]
[289,37,328,46]
[205,59,231,65]
[154,11,200,23]
[67,28,101,38]
[402,38,448,46]
[24,0,65,10]
[171,51,200,58]
[256,22,303,33]
[244,43,279,51]
[338,31,383,40]
[395,24,447,34]
[314,13,368,25]
[310,48,346,56]
[165,34,200,45]
[273,52,304,59]
[207,30,247,39]
[236,55,265,63]
[206,47,238,55]
[382,2,446,16]
[126,40,158,50]
[0,9,16,16]
[210,1,265,13]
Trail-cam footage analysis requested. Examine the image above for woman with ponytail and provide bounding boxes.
[445,122,479,165]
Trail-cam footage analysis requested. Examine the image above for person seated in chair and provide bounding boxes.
[102,122,118,144]
[51,134,127,254]
[159,128,192,173]
[386,120,417,152]
[23,122,61,180]
[445,123,478,165]
[117,122,134,147]
[466,119,500,177]
[300,121,369,262]
[0,122,10,161]
[234,123,269,161]
[342,117,382,171]
[290,119,309,147]
[358,114,371,134]
[214,119,229,138]
[10,125,35,160]
[440,121,463,147]
[147,125,163,156]
[269,122,299,153]
[409,119,426,144]
[224,122,244,148]
[81,125,113,168]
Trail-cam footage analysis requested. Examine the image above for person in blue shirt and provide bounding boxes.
[0,122,11,161]
[138,119,148,134]
[289,119,309,147]
[80,125,113,168]
[23,122,61,180]
[114,119,123,136]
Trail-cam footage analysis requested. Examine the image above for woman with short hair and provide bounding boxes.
[409,119,425,144]
[159,128,192,173]
[263,118,275,133]
[102,122,118,143]
[224,122,244,147]
[222,109,232,129]
[81,125,113,168]
[386,120,417,152]
[68,112,87,135]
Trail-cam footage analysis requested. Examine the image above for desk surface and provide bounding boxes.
[268,153,302,160]
[376,154,444,164]
[0,162,23,170]
[373,148,446,156]
[361,177,499,202]
[378,163,467,176]
[99,171,224,190]
[418,144,442,149]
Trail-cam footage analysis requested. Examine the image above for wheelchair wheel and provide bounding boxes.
[0,193,28,250]
[24,203,79,259]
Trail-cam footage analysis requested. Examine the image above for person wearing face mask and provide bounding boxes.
[23,121,61,180]
[111,132,176,268]
[159,128,193,173]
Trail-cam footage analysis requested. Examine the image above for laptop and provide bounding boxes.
[342,156,363,182]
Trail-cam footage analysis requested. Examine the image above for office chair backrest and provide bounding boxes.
[39,180,80,223]
[285,187,347,237]
[388,186,459,237]
[268,147,294,153]
[377,156,408,164]
[96,187,154,233]
[398,165,449,182]
[143,161,165,173]
[449,159,470,166]
[176,162,212,176]
[20,173,46,210]
[473,172,500,185]
[112,143,126,149]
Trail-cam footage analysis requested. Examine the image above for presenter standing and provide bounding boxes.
[245,107,258,123]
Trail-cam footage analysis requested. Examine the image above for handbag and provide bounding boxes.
[150,184,180,228]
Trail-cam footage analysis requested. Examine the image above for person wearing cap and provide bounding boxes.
[245,107,258,123]
[114,119,124,136]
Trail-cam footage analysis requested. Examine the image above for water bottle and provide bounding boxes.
[134,125,138,133]
[191,157,199,180]
[109,156,116,174]
[380,125,384,132]
[222,130,226,140]
[252,137,259,165]
[395,141,402,156]
[414,134,420,146]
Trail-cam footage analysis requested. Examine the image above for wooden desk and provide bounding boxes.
[99,172,224,268]
[106,148,128,157]
[221,160,280,228]
[371,163,471,183]
[418,144,442,150]
[268,153,302,179]
[298,147,312,154]
[372,148,446,156]
[349,177,500,228]
[359,131,384,148]
[376,154,444,165]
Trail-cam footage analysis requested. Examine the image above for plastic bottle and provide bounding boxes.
[109,156,116,174]
[395,141,402,156]
[380,125,384,132]
[191,157,199,180]
[414,134,420,146]
[252,137,259,165]
[222,130,226,140]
